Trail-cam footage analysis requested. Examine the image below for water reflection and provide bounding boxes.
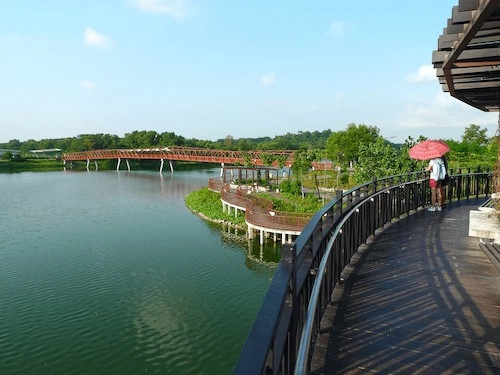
[219,223,281,267]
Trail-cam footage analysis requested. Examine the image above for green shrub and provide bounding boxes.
[185,187,246,225]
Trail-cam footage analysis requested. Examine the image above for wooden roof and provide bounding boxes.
[432,0,500,111]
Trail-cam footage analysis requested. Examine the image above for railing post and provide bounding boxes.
[335,190,343,221]
[475,166,481,198]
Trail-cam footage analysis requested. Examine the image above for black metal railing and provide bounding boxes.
[234,169,493,375]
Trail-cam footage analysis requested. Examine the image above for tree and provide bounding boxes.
[1,151,13,160]
[353,137,399,183]
[224,135,234,148]
[326,123,379,166]
[6,139,21,150]
[291,148,320,198]
[462,124,488,146]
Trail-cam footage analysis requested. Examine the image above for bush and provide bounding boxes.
[279,179,301,195]
[185,187,246,225]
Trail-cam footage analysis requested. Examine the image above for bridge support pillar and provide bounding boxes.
[169,161,174,173]
[86,159,90,171]
[126,159,130,171]
[260,229,264,245]
[220,163,224,178]
[117,158,121,171]
[94,161,98,171]
[160,159,164,173]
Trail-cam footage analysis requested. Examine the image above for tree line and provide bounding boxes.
[0,129,333,154]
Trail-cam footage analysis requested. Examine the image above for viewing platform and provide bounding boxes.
[310,198,500,374]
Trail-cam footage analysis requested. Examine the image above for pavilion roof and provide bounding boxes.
[432,0,500,112]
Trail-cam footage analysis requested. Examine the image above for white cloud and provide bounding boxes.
[84,27,110,49]
[81,80,97,90]
[394,89,496,135]
[131,0,189,20]
[261,72,276,86]
[328,21,345,38]
[406,65,436,83]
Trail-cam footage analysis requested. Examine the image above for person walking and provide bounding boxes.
[426,157,446,211]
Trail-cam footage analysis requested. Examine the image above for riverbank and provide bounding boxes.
[0,159,63,173]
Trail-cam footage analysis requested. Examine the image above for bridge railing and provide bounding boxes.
[62,147,296,166]
[233,168,493,375]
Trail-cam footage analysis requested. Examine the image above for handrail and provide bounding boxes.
[294,182,412,374]
[234,169,493,375]
[219,182,312,232]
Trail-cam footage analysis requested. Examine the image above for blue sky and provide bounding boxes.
[0,0,497,144]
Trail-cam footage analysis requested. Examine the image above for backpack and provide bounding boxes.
[440,158,449,185]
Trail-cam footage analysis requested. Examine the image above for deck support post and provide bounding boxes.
[117,158,121,171]
[169,160,174,173]
[94,161,98,171]
[160,159,164,173]
[126,159,130,171]
[86,159,90,171]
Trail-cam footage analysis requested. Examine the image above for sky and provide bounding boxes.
[1,0,498,144]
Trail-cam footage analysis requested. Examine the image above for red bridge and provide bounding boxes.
[62,146,296,171]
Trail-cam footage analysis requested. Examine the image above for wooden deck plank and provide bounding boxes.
[311,199,500,375]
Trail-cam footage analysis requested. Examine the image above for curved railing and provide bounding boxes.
[234,168,493,375]
[216,181,312,232]
[208,178,225,192]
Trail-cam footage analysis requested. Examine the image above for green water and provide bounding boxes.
[0,170,277,374]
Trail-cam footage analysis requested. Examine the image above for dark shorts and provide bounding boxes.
[430,179,442,189]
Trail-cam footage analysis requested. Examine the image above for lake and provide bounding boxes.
[0,169,278,374]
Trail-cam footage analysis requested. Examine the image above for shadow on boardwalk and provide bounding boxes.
[311,198,500,375]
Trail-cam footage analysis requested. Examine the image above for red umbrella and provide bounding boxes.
[408,139,450,160]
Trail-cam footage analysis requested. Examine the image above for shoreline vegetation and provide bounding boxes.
[185,187,247,229]
[0,159,64,173]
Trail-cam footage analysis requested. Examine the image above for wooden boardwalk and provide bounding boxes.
[311,198,500,375]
